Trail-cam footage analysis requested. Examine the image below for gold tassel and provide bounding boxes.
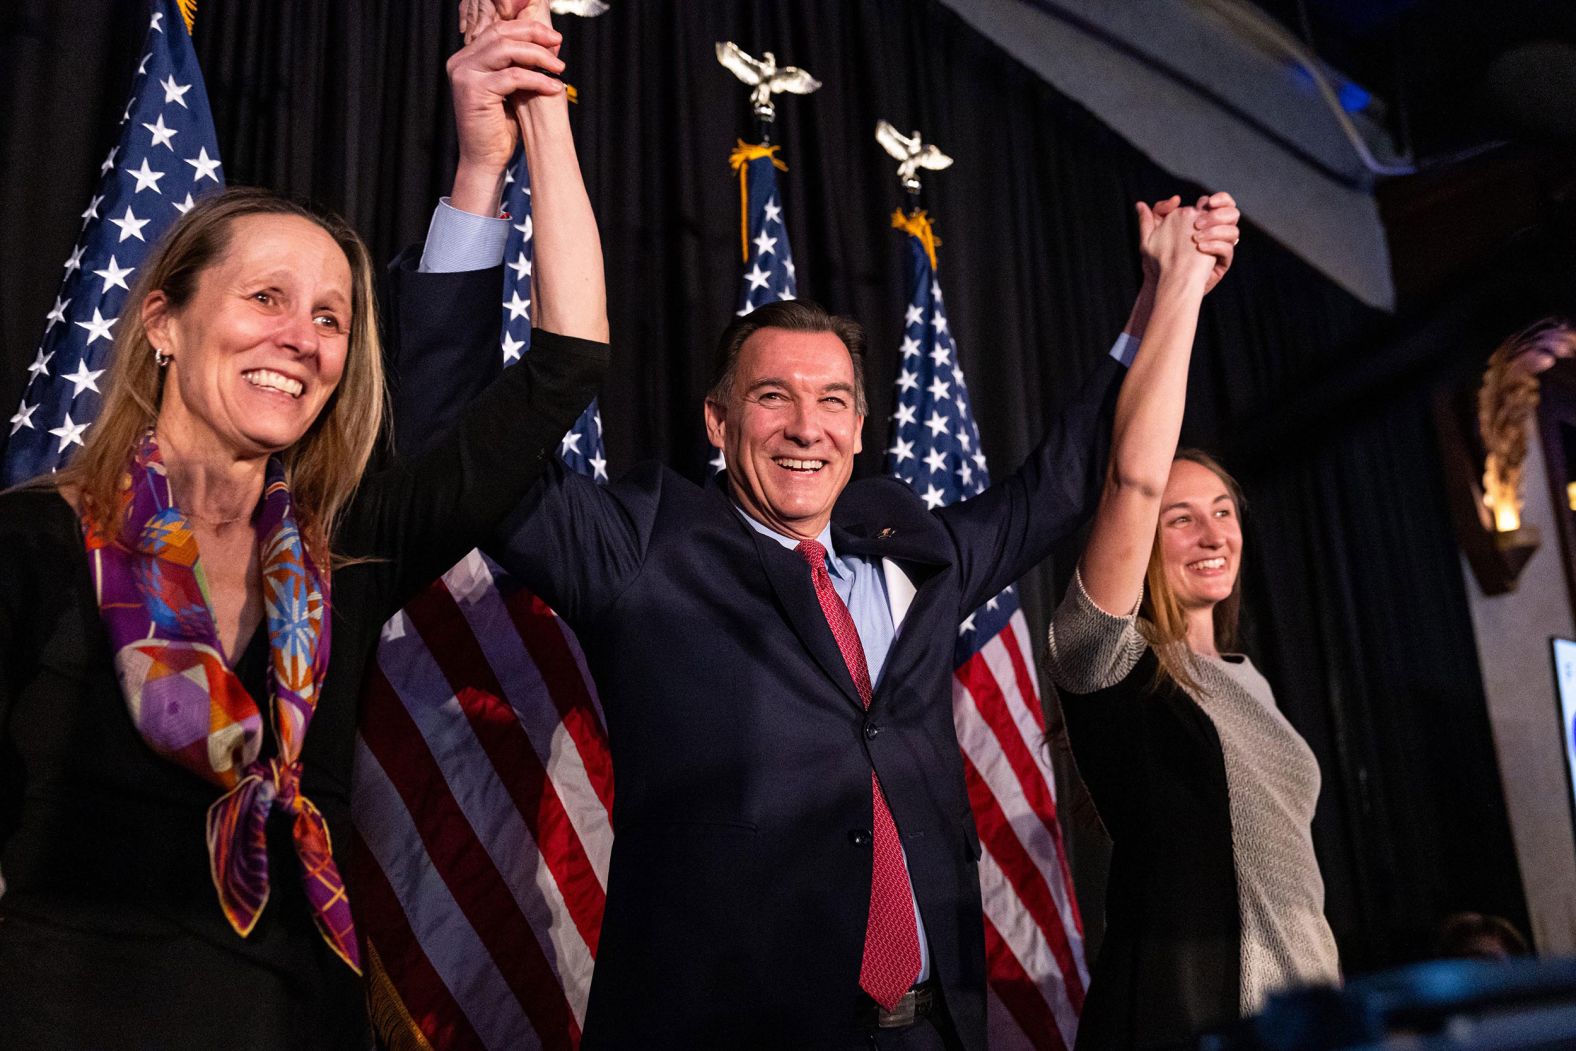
[891,208,940,271]
[177,0,198,34]
[729,141,787,262]
[364,941,439,1051]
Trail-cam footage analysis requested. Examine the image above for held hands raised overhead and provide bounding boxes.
[1137,192,1241,294]
[447,7,566,217]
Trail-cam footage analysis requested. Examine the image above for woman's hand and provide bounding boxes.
[1139,198,1214,290]
[447,16,565,216]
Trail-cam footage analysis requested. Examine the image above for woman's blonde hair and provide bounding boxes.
[57,186,387,561]
[1137,449,1244,694]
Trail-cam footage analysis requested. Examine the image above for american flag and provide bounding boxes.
[884,211,1089,1050]
[732,142,797,316]
[353,147,614,1051]
[709,141,798,472]
[3,0,223,485]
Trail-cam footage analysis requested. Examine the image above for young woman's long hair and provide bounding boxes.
[1137,449,1245,694]
[55,186,387,562]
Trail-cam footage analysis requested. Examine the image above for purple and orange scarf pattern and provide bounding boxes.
[82,433,360,973]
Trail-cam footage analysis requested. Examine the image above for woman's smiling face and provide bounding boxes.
[147,212,353,459]
[1158,457,1242,613]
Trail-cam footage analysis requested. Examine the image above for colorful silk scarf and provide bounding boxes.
[82,433,360,973]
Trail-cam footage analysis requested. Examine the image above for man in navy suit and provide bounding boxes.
[414,18,1241,1048]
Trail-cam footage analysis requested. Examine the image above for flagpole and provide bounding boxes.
[876,116,1090,1049]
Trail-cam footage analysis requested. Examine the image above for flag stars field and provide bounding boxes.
[2,0,226,485]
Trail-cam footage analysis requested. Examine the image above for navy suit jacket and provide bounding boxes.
[394,264,1123,1049]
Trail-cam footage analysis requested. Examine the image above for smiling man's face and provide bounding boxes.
[705,326,864,541]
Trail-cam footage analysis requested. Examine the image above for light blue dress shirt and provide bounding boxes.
[739,515,896,690]
[419,198,511,273]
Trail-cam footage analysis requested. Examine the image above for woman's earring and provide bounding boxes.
[153,346,170,368]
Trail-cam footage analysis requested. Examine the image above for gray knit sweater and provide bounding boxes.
[1045,572,1341,1013]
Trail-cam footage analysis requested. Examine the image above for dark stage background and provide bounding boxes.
[4,0,1562,971]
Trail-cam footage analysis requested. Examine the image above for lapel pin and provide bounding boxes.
[877,528,896,540]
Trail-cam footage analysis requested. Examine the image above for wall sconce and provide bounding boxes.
[1439,321,1575,595]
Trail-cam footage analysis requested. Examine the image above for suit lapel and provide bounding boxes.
[744,522,867,712]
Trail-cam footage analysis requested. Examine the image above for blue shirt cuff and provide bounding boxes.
[418,197,511,273]
[1110,331,1139,368]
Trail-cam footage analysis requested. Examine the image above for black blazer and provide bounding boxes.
[1059,647,1241,1050]
[0,254,607,1048]
[396,268,1124,1050]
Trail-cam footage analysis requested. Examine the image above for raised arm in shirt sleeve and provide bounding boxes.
[419,198,511,274]
[344,10,610,604]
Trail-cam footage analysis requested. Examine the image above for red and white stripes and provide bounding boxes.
[353,550,613,1050]
[954,609,1088,1050]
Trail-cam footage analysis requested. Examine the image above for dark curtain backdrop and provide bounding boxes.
[1,0,1540,971]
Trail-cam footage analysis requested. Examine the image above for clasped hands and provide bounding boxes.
[1139,192,1241,295]
[448,0,564,216]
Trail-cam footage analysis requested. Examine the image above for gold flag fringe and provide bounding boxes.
[729,141,787,262]
[177,0,198,34]
[364,941,439,1051]
[891,208,940,271]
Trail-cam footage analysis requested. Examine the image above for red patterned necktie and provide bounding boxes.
[796,539,922,1010]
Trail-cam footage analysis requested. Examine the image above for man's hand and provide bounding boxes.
[447,16,565,216]
[1191,191,1240,295]
[1137,195,1181,288]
